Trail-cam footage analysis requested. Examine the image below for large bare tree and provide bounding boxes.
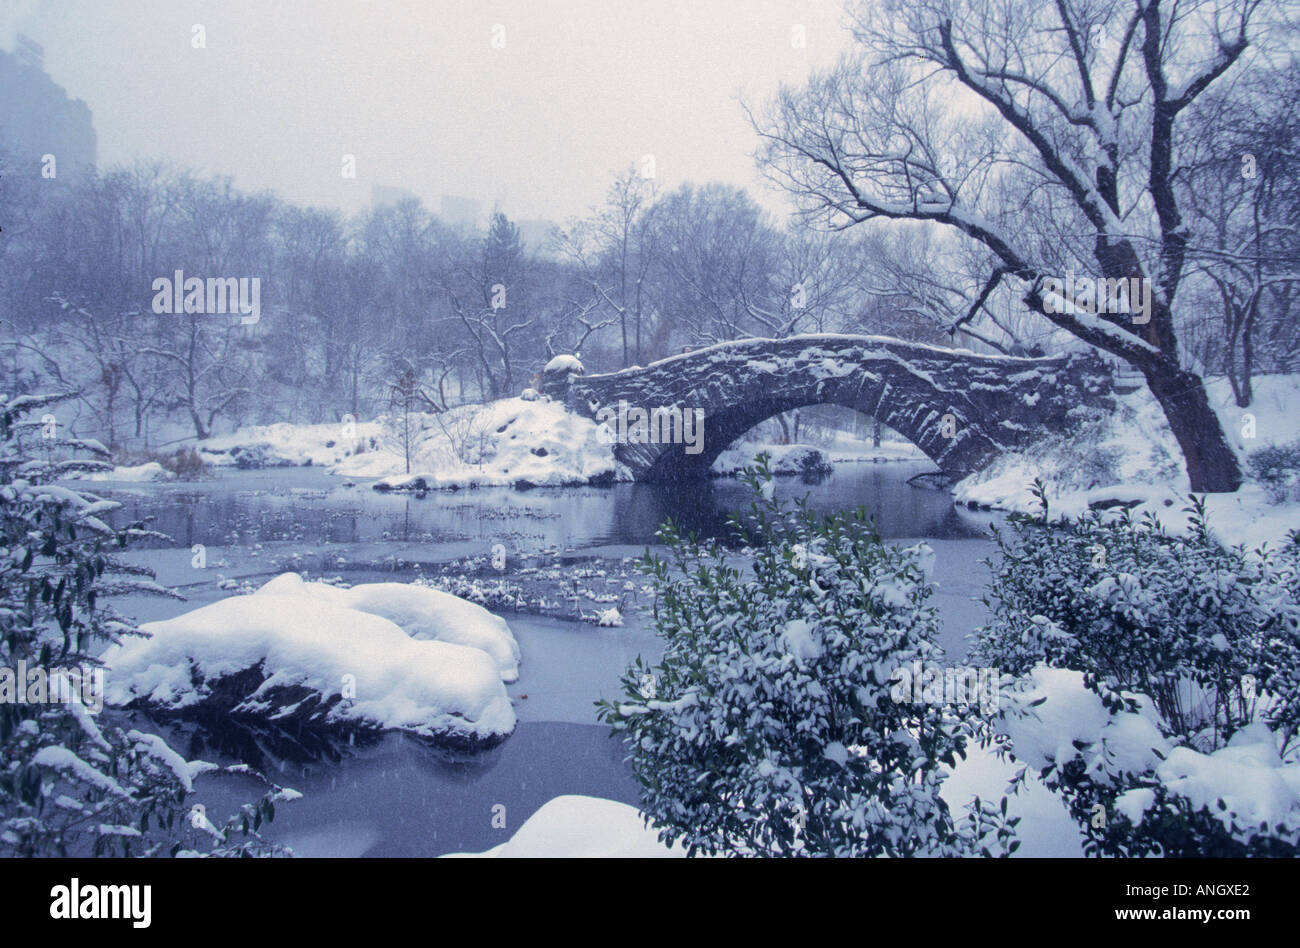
[753,0,1287,491]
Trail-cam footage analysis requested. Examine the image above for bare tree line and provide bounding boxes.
[1,0,1295,493]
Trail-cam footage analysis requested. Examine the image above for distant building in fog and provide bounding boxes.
[0,36,97,185]
[516,218,558,255]
[439,194,481,230]
[371,183,418,207]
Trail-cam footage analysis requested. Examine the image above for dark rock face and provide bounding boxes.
[541,335,1116,482]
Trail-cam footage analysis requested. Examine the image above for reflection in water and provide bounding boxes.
[103,461,989,558]
[97,461,999,855]
[182,722,640,857]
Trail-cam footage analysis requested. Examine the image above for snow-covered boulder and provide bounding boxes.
[542,354,584,379]
[229,442,300,470]
[102,592,515,747]
[253,573,520,682]
[80,461,172,482]
[710,443,833,478]
[520,387,540,402]
[442,795,686,858]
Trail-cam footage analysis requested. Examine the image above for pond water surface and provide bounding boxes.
[95,459,1004,855]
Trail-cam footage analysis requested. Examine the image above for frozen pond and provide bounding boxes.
[94,460,1003,855]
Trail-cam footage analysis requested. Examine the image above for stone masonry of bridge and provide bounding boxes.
[541,334,1117,482]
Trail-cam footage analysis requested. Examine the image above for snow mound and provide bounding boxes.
[997,666,1171,782]
[102,592,515,745]
[253,573,520,682]
[542,354,585,377]
[441,795,685,858]
[198,419,384,469]
[954,374,1300,547]
[351,396,628,490]
[79,461,172,482]
[710,443,833,478]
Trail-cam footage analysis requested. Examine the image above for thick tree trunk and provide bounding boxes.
[1145,364,1242,492]
[189,406,209,442]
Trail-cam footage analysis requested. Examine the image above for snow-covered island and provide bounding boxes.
[103,574,521,748]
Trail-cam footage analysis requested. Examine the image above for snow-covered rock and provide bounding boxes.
[102,590,516,746]
[542,354,585,378]
[79,461,172,482]
[710,443,833,478]
[441,795,685,858]
[253,573,520,682]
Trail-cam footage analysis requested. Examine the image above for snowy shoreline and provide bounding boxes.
[67,374,1300,546]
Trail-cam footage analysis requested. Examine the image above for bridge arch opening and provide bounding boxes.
[639,386,965,483]
[704,405,931,479]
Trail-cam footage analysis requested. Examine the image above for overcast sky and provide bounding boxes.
[5,0,856,223]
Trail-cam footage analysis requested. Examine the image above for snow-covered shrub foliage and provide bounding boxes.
[0,393,295,856]
[1247,441,1300,504]
[599,456,1014,857]
[972,481,1300,856]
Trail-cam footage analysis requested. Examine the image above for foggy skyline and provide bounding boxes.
[3,0,853,223]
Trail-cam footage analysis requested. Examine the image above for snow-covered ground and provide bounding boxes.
[187,396,925,491]
[440,664,1300,858]
[439,745,1088,857]
[102,573,519,745]
[196,397,628,491]
[955,374,1300,547]
[822,431,927,463]
[442,795,688,858]
[78,461,172,482]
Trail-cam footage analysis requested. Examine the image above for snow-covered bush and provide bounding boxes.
[1248,441,1300,504]
[972,482,1300,855]
[230,442,297,470]
[599,457,1014,857]
[0,393,295,856]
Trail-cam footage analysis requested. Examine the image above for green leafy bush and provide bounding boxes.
[599,457,1013,857]
[972,481,1300,856]
[1,392,295,856]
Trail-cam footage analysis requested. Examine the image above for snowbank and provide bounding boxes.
[253,573,520,682]
[192,397,628,489]
[997,667,1300,841]
[954,374,1300,546]
[710,443,833,478]
[78,461,172,482]
[102,586,516,745]
[347,397,627,490]
[441,795,686,858]
[199,419,385,469]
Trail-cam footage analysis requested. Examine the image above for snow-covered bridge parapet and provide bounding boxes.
[541,334,1117,482]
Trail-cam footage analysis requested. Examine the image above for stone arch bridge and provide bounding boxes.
[540,334,1117,482]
